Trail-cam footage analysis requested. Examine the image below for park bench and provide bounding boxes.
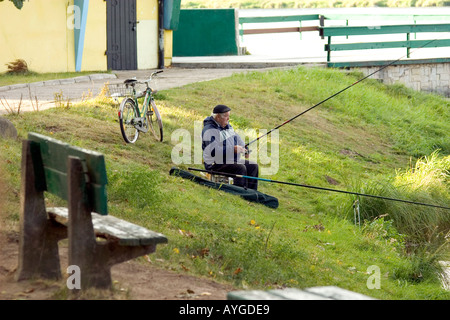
[227,286,375,300]
[16,132,168,290]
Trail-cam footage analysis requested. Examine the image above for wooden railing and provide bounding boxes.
[321,13,450,23]
[321,23,450,62]
[238,13,450,64]
[238,14,323,38]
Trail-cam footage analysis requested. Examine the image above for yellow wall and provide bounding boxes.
[164,30,173,67]
[137,0,158,69]
[0,0,107,73]
[0,0,171,73]
[82,0,107,72]
[136,0,173,69]
[0,0,73,73]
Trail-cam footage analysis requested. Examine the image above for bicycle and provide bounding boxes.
[112,70,163,143]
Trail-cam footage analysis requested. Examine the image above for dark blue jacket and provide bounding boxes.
[202,116,245,170]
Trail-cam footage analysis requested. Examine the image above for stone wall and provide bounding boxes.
[356,62,450,97]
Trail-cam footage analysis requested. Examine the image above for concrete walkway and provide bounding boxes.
[0,73,116,114]
[0,59,306,114]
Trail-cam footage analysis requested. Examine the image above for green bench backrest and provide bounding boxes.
[28,132,108,215]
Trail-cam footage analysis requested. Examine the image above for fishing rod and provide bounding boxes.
[187,167,450,210]
[245,38,437,148]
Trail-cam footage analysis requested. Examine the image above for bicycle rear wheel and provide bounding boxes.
[147,100,163,142]
[119,98,139,143]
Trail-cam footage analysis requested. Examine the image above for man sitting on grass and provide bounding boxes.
[202,104,259,191]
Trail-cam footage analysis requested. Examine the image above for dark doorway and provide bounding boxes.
[106,0,137,70]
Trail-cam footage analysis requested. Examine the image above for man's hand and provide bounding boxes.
[234,145,247,154]
[235,146,250,159]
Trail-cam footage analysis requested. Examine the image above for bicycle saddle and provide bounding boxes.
[124,78,137,85]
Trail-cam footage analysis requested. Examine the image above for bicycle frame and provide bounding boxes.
[131,73,160,120]
[131,85,153,119]
[118,70,163,143]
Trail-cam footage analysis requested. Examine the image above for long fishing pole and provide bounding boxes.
[245,38,437,148]
[187,167,450,210]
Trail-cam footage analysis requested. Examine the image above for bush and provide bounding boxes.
[5,59,29,74]
[351,152,449,255]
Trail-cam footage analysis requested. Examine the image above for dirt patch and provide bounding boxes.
[0,231,233,300]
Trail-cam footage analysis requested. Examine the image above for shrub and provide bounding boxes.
[5,59,29,74]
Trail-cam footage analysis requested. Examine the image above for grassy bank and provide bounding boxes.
[0,71,111,87]
[181,0,450,9]
[1,66,449,299]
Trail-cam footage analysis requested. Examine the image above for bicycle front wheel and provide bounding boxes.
[147,100,163,142]
[119,98,139,143]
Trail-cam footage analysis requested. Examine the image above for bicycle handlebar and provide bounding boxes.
[138,70,163,85]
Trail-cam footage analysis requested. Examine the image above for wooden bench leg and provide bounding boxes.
[104,243,157,266]
[67,156,104,289]
[67,156,160,290]
[16,140,64,281]
[101,243,157,284]
[80,242,157,290]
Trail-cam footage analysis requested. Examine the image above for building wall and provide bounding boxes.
[164,30,173,67]
[81,0,107,72]
[358,62,450,97]
[0,0,74,73]
[173,9,239,57]
[137,0,158,69]
[137,0,174,68]
[0,0,170,73]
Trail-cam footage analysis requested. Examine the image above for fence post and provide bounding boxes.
[406,33,410,58]
[327,36,332,62]
[299,20,302,40]
[346,19,349,39]
[320,15,325,39]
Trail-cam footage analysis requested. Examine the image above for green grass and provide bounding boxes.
[0,70,111,87]
[1,66,449,299]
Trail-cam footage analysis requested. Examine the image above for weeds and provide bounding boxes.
[99,82,111,100]
[0,84,40,114]
[347,151,449,280]
[27,86,40,112]
[0,95,22,114]
[53,90,71,109]
[5,59,28,74]
[81,89,94,102]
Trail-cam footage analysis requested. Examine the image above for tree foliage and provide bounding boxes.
[0,0,25,9]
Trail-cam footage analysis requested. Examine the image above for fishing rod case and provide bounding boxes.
[169,167,279,209]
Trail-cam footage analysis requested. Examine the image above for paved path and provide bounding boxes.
[0,65,299,114]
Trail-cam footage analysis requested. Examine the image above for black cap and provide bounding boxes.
[213,104,231,114]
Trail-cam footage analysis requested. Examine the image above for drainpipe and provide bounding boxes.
[158,0,164,69]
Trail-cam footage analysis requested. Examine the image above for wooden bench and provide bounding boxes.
[227,286,375,300]
[16,132,168,290]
